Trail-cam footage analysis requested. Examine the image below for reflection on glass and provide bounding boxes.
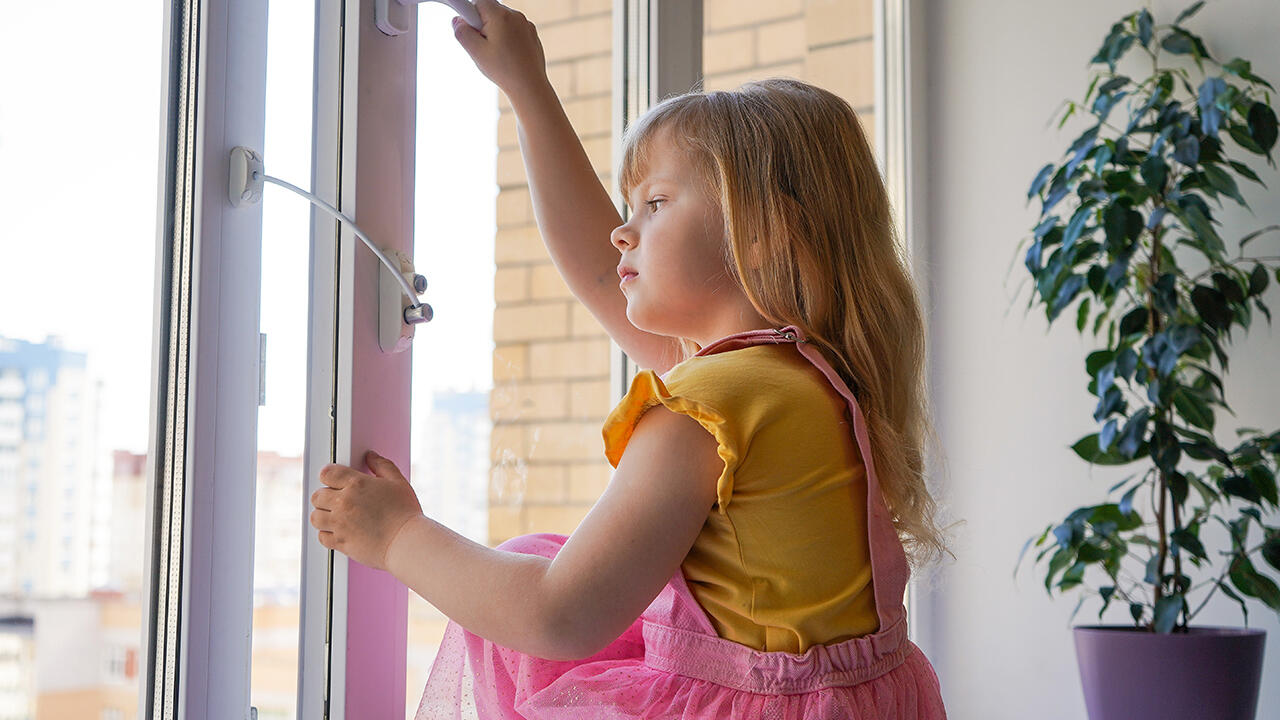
[249,3,316,719]
[0,4,163,718]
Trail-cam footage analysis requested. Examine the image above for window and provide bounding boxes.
[7,2,911,717]
[244,2,316,717]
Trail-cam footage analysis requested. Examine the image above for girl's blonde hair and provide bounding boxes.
[619,77,956,574]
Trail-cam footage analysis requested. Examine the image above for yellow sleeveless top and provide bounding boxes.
[600,343,879,653]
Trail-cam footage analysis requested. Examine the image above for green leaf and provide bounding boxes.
[1100,417,1119,451]
[1171,527,1208,561]
[1059,561,1087,590]
[1119,307,1148,337]
[1212,271,1246,305]
[1217,580,1251,625]
[1093,384,1125,421]
[1063,205,1093,251]
[1119,482,1140,516]
[1153,594,1183,633]
[1203,164,1246,204]
[1263,534,1280,573]
[1229,123,1267,154]
[1229,556,1280,612]
[1191,284,1234,330]
[1103,203,1143,252]
[1162,30,1194,56]
[1076,295,1092,333]
[1098,584,1118,620]
[1046,547,1072,593]
[1098,75,1130,95]
[1198,77,1226,137]
[1247,465,1278,506]
[1188,473,1220,507]
[1174,0,1205,25]
[1118,408,1151,458]
[1072,433,1143,465]
[1250,264,1271,296]
[1227,160,1264,187]
[1173,135,1200,165]
[1221,475,1262,503]
[1034,216,1058,241]
[1066,126,1102,176]
[1255,297,1272,325]
[1136,9,1153,47]
[1084,73,1102,105]
[1051,275,1086,321]
[1151,422,1182,474]
[1086,349,1115,378]
[1144,553,1162,584]
[1130,602,1145,623]
[1140,153,1168,191]
[1115,347,1138,381]
[1029,163,1055,200]
[1173,387,1215,432]
[1247,102,1278,152]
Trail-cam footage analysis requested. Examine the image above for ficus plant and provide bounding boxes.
[1011,1,1280,635]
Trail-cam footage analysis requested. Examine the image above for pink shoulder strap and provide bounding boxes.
[686,325,910,631]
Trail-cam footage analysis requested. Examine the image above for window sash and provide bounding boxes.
[145,0,269,718]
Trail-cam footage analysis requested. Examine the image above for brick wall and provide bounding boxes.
[488,0,874,546]
[703,0,876,147]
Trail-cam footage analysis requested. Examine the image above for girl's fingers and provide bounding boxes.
[310,508,330,530]
[311,486,337,509]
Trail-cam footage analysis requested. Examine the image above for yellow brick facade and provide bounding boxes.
[488,0,875,546]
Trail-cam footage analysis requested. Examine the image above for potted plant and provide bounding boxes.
[1012,2,1279,718]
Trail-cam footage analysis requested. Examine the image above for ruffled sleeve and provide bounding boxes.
[601,369,741,514]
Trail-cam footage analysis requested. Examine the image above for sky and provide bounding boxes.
[0,2,498,457]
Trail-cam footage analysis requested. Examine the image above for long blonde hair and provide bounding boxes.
[619,77,956,573]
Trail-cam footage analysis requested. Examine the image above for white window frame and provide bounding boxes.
[143,0,268,718]
[876,0,924,640]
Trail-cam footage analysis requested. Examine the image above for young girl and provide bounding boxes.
[308,0,952,717]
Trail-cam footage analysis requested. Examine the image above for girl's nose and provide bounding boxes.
[610,222,635,251]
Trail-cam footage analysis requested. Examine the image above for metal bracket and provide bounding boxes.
[379,249,432,353]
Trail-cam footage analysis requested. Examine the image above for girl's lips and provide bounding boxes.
[620,272,638,285]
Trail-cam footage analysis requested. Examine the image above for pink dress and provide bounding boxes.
[415,325,947,719]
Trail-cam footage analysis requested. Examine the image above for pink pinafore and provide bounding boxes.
[416,325,947,719]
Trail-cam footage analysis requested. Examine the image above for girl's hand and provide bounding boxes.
[451,0,551,105]
[310,450,423,571]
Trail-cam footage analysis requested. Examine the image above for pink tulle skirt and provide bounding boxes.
[414,533,947,719]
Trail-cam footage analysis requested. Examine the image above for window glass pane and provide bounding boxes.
[405,2,618,715]
[0,4,164,718]
[250,3,316,718]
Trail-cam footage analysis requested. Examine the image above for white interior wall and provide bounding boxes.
[909,1,1280,717]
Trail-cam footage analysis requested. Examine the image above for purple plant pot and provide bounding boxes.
[1073,625,1267,720]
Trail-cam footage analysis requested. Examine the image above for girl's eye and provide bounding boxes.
[646,199,663,211]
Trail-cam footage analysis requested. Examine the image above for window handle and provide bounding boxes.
[376,0,482,37]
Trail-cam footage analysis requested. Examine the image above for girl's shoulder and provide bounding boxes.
[656,343,828,408]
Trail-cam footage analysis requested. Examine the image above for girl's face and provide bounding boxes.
[612,129,766,347]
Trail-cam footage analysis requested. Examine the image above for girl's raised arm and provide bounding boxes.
[452,0,681,374]
[509,83,682,373]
